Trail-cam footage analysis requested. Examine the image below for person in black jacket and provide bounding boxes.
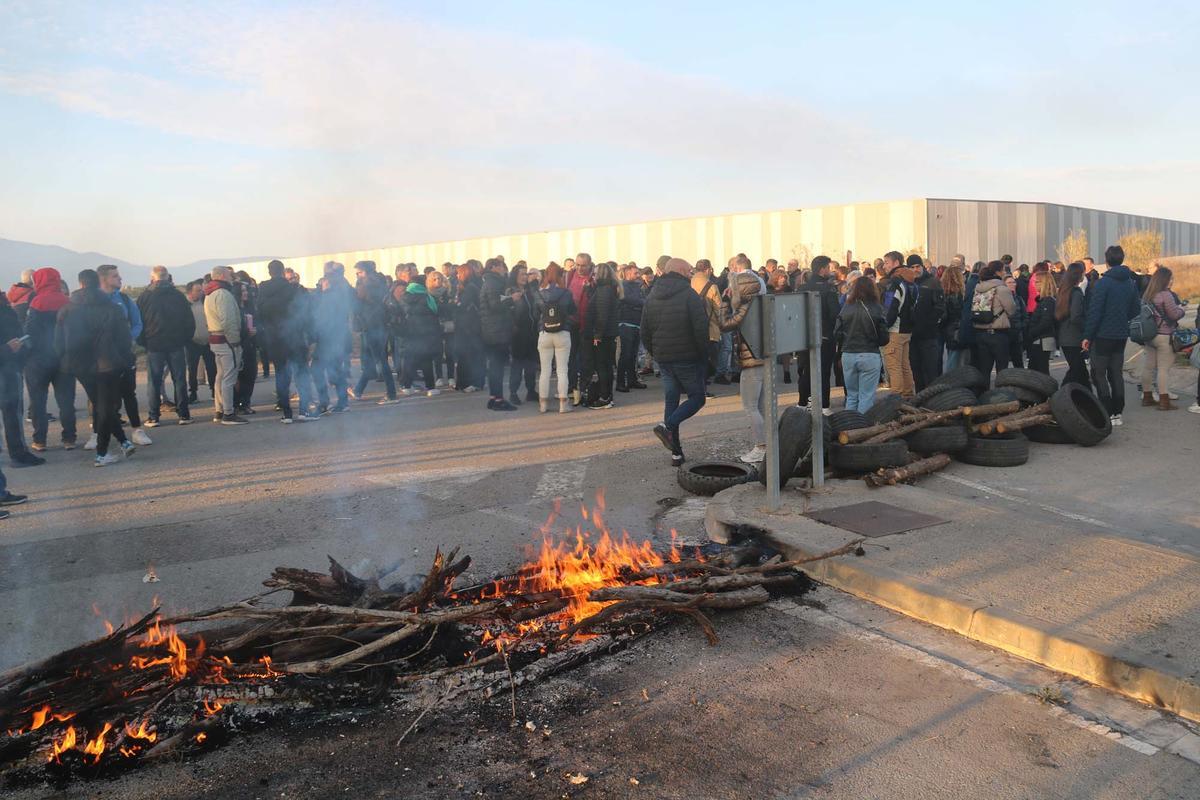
[351,261,399,404]
[582,263,621,409]
[453,263,484,393]
[57,269,135,465]
[22,267,76,452]
[939,265,966,371]
[834,276,889,413]
[907,257,946,393]
[616,264,647,392]
[1,290,42,469]
[507,265,539,406]
[312,262,354,413]
[137,266,196,425]
[479,258,517,411]
[641,258,709,467]
[398,275,443,396]
[797,256,840,410]
[257,259,319,421]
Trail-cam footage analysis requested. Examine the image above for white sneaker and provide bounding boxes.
[462,385,478,393]
[131,429,153,446]
[399,388,416,397]
[822,408,832,416]
[426,389,442,397]
[739,445,767,463]
[94,453,121,467]
[84,433,98,451]
[435,378,448,388]
[1110,414,1123,427]
[1188,404,1200,414]
[377,397,401,405]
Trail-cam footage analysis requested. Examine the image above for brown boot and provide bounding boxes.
[1159,394,1176,411]
[1142,391,1156,407]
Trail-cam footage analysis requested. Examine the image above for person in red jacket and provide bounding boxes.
[566,254,594,406]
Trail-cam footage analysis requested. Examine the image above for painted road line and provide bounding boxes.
[531,458,589,502]
[934,472,1114,529]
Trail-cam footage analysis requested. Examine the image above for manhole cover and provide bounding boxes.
[804,501,948,538]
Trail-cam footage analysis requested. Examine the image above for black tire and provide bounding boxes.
[1008,386,1046,406]
[864,393,904,425]
[829,440,910,473]
[828,410,870,434]
[905,425,969,454]
[677,461,757,496]
[913,366,988,405]
[995,368,1058,400]
[977,388,1018,406]
[955,433,1029,467]
[1025,423,1075,445]
[1048,383,1112,447]
[759,405,813,488]
[921,387,978,412]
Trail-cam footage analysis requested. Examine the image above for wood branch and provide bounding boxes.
[865,453,951,487]
[996,413,1053,434]
[958,400,1020,418]
[163,600,502,628]
[284,624,424,675]
[841,407,966,444]
[972,402,1051,435]
[589,584,770,609]
[900,403,922,415]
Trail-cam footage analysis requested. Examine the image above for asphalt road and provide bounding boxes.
[5,362,1200,798]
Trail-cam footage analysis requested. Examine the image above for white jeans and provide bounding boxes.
[211,341,241,415]
[537,331,572,400]
[739,365,766,445]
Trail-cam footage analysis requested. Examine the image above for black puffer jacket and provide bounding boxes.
[619,280,645,326]
[511,283,540,358]
[400,287,442,355]
[802,272,840,340]
[354,271,390,333]
[640,272,709,364]
[454,275,482,340]
[479,270,513,345]
[256,276,305,357]
[57,287,134,376]
[583,278,619,339]
[137,281,196,352]
[909,270,946,341]
[533,285,577,334]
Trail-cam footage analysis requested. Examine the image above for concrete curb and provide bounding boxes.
[706,487,1200,724]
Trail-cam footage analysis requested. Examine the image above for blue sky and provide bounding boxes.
[1,0,1197,264]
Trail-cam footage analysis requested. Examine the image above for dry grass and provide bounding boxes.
[1057,229,1089,266]
[1158,254,1200,302]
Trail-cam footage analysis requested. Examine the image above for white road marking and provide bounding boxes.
[934,473,1114,529]
[531,458,590,502]
[770,598,1162,757]
[364,466,493,498]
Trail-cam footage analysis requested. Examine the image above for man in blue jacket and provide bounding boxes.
[96,265,152,447]
[1083,245,1140,426]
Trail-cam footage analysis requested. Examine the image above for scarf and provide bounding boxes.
[406,282,437,313]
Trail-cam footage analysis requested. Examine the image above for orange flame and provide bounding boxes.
[48,726,76,763]
[124,719,157,743]
[202,699,224,716]
[81,722,113,764]
[194,732,207,744]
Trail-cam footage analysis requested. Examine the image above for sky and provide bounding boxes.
[1,0,1198,265]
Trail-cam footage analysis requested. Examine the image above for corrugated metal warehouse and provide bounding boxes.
[240,198,1200,285]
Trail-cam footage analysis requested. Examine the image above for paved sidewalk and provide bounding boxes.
[708,477,1200,724]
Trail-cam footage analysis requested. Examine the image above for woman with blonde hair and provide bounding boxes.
[939,265,966,370]
[1025,270,1059,374]
[1140,267,1185,410]
[533,262,577,413]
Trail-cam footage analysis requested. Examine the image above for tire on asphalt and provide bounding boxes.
[912,366,988,405]
[977,388,1018,406]
[1008,385,1047,406]
[759,405,813,488]
[921,387,978,412]
[1025,422,1075,445]
[995,368,1059,400]
[864,392,904,426]
[828,410,871,435]
[678,461,757,496]
[955,433,1030,467]
[829,439,910,473]
[905,425,969,454]
[1048,383,1112,447]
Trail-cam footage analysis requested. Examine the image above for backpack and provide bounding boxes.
[971,286,997,325]
[541,291,567,333]
[1129,300,1159,345]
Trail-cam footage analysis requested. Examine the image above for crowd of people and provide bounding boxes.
[0,244,1191,521]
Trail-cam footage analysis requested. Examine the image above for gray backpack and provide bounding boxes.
[1129,301,1159,345]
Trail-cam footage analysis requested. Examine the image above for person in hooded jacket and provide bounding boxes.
[203,266,249,425]
[398,274,443,397]
[1082,246,1141,425]
[907,256,946,392]
[453,262,484,392]
[582,262,621,409]
[257,259,320,421]
[880,252,917,397]
[616,264,647,392]
[7,270,35,327]
[350,261,398,404]
[23,267,77,450]
[507,265,539,406]
[57,269,135,464]
[970,261,1017,382]
[312,262,354,413]
[479,258,517,411]
[137,266,195,426]
[533,262,577,413]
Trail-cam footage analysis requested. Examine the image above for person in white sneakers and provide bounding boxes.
[719,270,767,463]
[204,266,250,425]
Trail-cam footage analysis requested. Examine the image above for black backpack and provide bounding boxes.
[541,290,568,333]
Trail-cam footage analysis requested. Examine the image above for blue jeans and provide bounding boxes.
[354,330,397,399]
[274,350,313,418]
[147,349,189,420]
[841,352,882,413]
[24,361,77,445]
[315,347,350,410]
[660,360,707,446]
[718,332,734,377]
[944,346,964,372]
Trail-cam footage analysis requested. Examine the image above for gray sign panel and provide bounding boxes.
[740,292,811,358]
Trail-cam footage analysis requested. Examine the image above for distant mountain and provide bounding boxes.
[0,237,264,288]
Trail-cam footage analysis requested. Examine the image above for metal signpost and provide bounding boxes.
[740,291,825,510]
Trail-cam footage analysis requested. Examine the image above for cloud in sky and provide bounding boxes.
[0,1,1198,264]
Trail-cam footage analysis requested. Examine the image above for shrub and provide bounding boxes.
[1056,229,1089,265]
[1117,228,1164,273]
